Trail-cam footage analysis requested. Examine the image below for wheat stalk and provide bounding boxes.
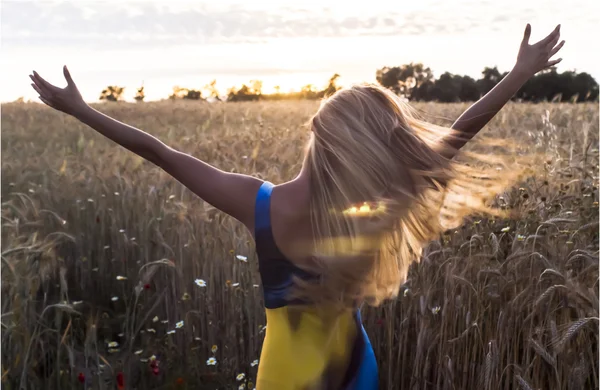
[552,317,598,354]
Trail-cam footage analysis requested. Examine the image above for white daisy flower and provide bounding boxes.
[116,276,127,281]
[236,373,245,381]
[134,350,143,355]
[114,192,120,196]
[73,301,83,305]
[119,229,125,233]
[107,341,119,348]
[147,328,156,333]
[152,316,159,323]
[176,321,184,329]
[103,245,110,250]
[111,296,119,302]
[431,306,441,315]
[251,359,259,367]
[206,357,217,366]
[501,227,510,232]
[87,198,94,203]
[239,384,246,390]
[166,330,176,335]
[169,195,176,200]
[161,320,169,324]
[253,284,259,288]
[236,255,248,262]
[149,355,157,361]
[195,279,207,287]
[232,283,240,287]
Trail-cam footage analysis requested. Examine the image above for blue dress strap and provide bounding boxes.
[255,181,274,234]
[253,180,316,308]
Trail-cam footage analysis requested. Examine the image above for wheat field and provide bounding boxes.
[1,100,598,390]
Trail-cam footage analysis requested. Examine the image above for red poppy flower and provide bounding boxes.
[78,372,85,384]
[116,372,124,389]
[152,367,160,376]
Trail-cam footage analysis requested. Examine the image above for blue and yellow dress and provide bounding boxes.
[254,181,378,390]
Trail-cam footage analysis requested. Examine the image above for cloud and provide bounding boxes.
[2,0,591,50]
[2,1,486,49]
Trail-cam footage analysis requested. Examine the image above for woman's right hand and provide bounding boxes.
[30,65,87,116]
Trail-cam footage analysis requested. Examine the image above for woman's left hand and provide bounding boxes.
[514,23,565,78]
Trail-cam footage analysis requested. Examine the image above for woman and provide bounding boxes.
[30,23,563,389]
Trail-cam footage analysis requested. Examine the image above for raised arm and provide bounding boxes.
[444,23,565,156]
[30,67,262,230]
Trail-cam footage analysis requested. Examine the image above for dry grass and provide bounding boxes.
[1,100,598,390]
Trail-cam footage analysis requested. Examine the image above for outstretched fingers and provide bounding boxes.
[63,65,75,86]
[522,23,532,45]
[29,75,52,98]
[549,40,565,57]
[32,71,58,94]
[538,25,560,47]
[546,30,561,51]
[30,82,45,97]
[545,58,563,69]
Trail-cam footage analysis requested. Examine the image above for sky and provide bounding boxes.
[1,0,599,102]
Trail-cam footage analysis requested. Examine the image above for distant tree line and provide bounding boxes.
[98,64,598,104]
[376,63,599,103]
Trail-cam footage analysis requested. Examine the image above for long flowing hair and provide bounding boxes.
[292,83,534,309]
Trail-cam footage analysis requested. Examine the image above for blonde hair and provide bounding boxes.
[292,83,531,308]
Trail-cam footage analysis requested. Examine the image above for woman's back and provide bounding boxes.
[253,181,378,389]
